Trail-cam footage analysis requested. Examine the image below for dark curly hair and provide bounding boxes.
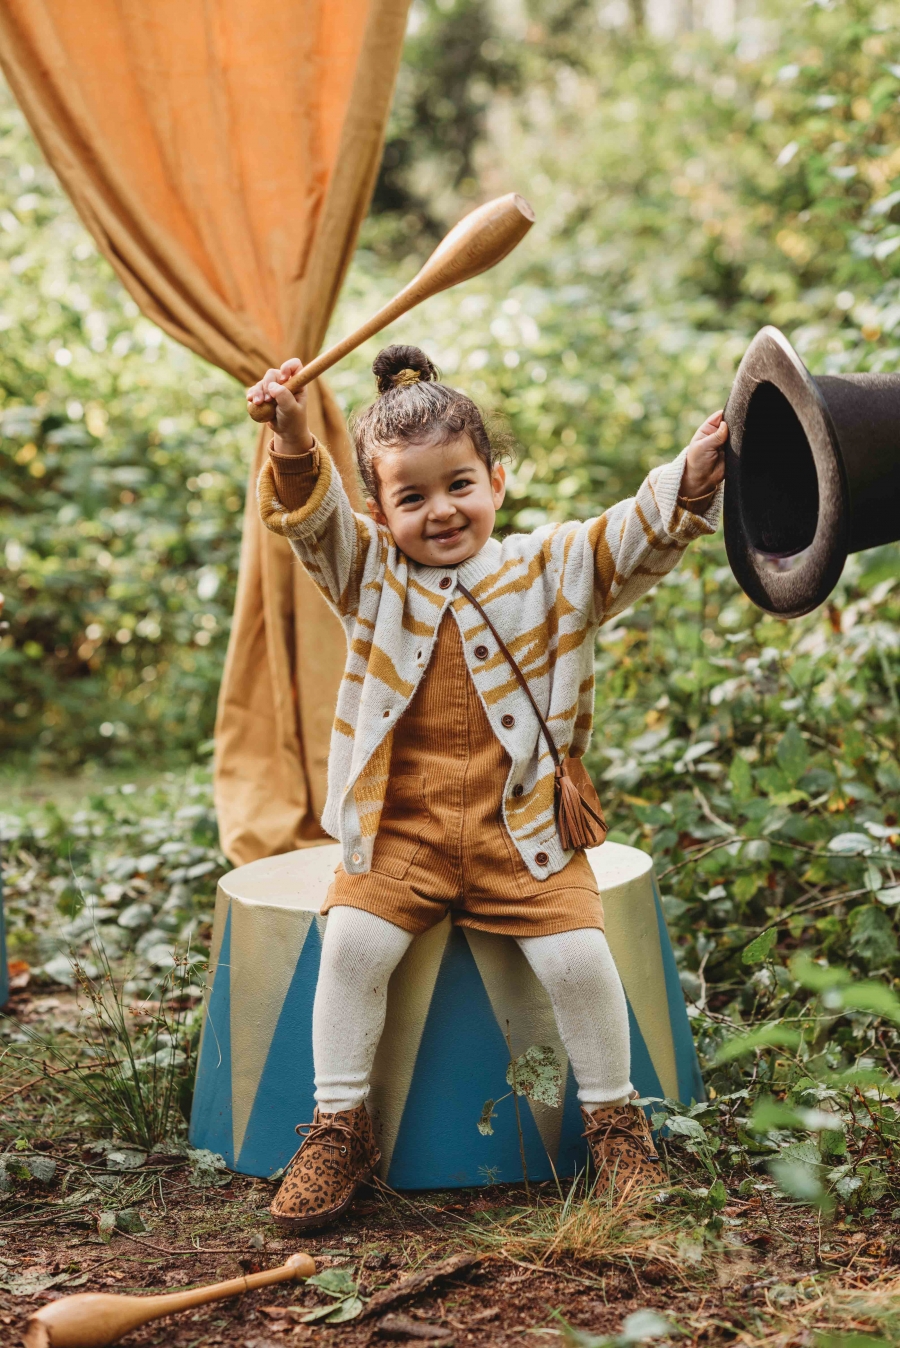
[352,344,506,500]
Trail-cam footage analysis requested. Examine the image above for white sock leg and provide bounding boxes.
[312,905,413,1114]
[516,928,633,1110]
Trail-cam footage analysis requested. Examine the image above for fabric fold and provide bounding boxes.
[0,0,411,862]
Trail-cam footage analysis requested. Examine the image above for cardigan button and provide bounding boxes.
[474,644,489,661]
[535,851,549,866]
[501,713,515,728]
[439,576,452,590]
[512,783,524,798]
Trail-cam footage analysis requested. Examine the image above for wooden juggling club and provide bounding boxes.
[24,1251,316,1348]
[247,192,535,421]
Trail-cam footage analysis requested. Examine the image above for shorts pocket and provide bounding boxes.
[371,775,430,880]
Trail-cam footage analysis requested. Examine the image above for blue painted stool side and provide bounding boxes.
[654,878,705,1105]
[387,928,551,1189]
[189,908,234,1165]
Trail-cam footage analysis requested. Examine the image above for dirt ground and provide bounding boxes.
[3,989,900,1348]
[4,1145,900,1346]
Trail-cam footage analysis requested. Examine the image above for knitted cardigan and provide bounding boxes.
[258,445,721,880]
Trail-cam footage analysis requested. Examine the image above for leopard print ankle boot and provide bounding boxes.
[581,1101,660,1196]
[270,1103,381,1230]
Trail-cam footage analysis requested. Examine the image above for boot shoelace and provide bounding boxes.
[294,1115,361,1159]
[582,1107,652,1156]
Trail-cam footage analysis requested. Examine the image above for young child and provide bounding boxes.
[249,344,726,1230]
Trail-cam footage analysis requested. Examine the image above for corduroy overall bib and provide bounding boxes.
[324,611,604,936]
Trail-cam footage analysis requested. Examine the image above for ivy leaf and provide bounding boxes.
[776,724,809,784]
[823,980,900,1025]
[706,1178,728,1210]
[506,1045,562,1107]
[849,905,898,966]
[307,1268,357,1297]
[621,1308,681,1342]
[729,755,753,801]
[742,928,777,965]
[326,1296,365,1323]
[768,789,809,807]
[769,1157,832,1213]
[832,1172,864,1201]
[663,1115,707,1143]
[300,1302,348,1324]
[789,954,853,991]
[713,1025,801,1064]
[828,833,873,855]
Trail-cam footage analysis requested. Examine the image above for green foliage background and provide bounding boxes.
[3,0,900,1214]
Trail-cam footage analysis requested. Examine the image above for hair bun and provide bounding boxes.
[372,344,439,395]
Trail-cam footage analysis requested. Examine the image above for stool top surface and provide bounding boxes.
[219,840,652,912]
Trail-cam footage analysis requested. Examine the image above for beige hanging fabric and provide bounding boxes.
[0,0,410,863]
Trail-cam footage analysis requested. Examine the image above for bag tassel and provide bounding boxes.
[555,763,607,851]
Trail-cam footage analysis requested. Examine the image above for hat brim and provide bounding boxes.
[723,326,849,618]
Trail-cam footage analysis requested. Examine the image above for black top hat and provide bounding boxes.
[724,325,900,618]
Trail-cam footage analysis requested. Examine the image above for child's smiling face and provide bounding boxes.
[366,433,506,568]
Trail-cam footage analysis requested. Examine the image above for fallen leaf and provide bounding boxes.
[0,1269,71,1296]
[7,960,31,991]
[307,1267,358,1297]
[325,1296,364,1323]
[187,1147,230,1187]
[107,1149,147,1172]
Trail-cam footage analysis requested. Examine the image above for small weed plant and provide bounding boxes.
[7,940,201,1151]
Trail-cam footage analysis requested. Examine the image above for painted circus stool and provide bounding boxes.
[189,842,702,1188]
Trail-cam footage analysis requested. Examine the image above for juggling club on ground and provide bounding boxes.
[24,1251,316,1348]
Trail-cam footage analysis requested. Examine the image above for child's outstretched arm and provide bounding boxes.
[549,410,727,627]
[250,359,378,623]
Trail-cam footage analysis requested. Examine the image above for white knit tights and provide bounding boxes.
[312,906,632,1114]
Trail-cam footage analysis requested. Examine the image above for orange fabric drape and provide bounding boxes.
[0,0,410,863]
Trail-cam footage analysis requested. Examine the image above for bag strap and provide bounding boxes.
[456,581,562,770]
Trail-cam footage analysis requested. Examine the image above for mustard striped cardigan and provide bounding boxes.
[258,446,720,880]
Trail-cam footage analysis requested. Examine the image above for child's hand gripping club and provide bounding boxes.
[248,357,314,453]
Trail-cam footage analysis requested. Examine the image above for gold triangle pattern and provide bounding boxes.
[463,929,568,1162]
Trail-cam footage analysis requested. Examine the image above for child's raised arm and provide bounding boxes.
[253,359,379,624]
[544,409,727,628]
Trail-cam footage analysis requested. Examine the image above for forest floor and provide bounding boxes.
[3,983,900,1348]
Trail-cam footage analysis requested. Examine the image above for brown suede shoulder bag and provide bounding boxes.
[457,582,607,851]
